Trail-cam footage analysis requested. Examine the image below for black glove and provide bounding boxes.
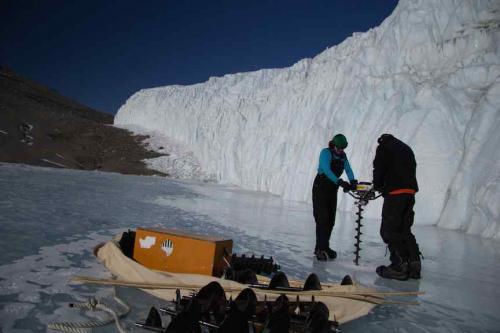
[350,179,358,191]
[338,179,351,192]
[372,181,382,193]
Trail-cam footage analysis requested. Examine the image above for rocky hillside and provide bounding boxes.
[0,66,165,176]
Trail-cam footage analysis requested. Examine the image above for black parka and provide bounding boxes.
[372,135,419,194]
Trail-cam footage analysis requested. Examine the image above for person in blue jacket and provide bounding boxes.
[312,134,357,261]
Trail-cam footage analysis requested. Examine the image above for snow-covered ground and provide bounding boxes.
[1,163,499,332]
[115,0,500,239]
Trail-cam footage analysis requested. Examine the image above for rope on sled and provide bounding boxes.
[47,286,130,333]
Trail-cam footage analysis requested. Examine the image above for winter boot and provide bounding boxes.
[325,248,337,260]
[408,260,421,279]
[376,253,409,281]
[315,249,328,261]
[408,247,422,279]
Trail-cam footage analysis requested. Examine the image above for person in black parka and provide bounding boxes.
[312,134,357,261]
[372,134,421,280]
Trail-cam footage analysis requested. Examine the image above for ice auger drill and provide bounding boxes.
[348,182,381,265]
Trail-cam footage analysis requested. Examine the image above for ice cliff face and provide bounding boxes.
[115,0,500,239]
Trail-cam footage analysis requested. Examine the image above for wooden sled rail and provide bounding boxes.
[71,275,422,305]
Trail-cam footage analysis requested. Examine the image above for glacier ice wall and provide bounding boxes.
[115,0,500,239]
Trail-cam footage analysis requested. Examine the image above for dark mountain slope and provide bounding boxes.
[0,66,166,176]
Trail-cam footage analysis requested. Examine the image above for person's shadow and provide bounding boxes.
[373,274,422,308]
[310,257,353,286]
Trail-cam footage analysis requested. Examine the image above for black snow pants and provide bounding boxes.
[380,194,420,262]
[312,175,339,252]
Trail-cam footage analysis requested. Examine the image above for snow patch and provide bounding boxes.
[41,159,69,169]
[115,124,216,181]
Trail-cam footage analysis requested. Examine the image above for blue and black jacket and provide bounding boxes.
[317,148,355,185]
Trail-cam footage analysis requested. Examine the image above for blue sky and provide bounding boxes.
[1,0,398,114]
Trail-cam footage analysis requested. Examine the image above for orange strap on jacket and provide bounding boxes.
[389,189,416,195]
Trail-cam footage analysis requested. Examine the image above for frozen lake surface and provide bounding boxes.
[1,163,499,332]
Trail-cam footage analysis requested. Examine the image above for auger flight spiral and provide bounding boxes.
[348,182,381,265]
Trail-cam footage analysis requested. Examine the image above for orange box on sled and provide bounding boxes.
[133,227,233,276]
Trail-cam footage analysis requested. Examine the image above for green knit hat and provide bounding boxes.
[332,134,348,149]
